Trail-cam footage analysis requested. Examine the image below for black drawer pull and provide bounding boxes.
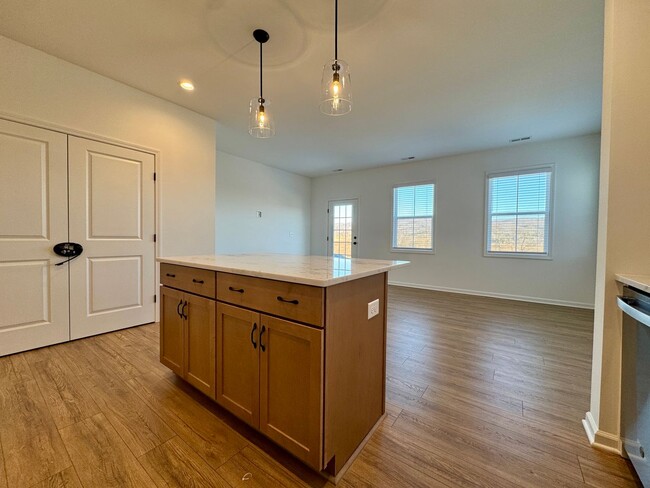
[192,279,204,284]
[259,325,266,352]
[251,323,258,349]
[166,273,176,278]
[277,296,299,305]
[229,286,245,293]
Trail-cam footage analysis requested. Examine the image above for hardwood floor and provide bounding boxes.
[0,286,641,487]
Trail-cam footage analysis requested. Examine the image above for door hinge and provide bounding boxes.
[153,172,157,181]
[154,295,157,303]
[326,236,329,241]
[153,234,157,242]
[327,208,329,213]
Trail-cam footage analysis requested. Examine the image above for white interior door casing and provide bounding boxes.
[0,119,70,355]
[327,199,359,259]
[68,136,155,339]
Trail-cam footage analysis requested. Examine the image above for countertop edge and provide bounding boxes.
[157,257,409,287]
[616,274,650,293]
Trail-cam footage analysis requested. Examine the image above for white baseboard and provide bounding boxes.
[388,280,595,309]
[582,411,622,454]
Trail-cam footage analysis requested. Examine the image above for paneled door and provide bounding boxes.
[0,119,70,356]
[68,136,155,339]
[327,199,359,259]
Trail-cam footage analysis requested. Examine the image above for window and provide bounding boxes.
[485,167,553,257]
[392,182,435,252]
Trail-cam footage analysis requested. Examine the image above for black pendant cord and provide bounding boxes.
[334,0,338,61]
[259,41,263,103]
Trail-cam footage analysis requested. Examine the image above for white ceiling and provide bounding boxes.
[0,0,604,176]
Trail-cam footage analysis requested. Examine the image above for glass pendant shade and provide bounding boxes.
[320,59,352,116]
[248,98,275,138]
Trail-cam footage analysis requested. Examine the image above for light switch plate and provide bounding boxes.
[368,299,380,319]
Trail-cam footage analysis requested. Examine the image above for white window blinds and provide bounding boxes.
[392,183,435,251]
[486,167,553,256]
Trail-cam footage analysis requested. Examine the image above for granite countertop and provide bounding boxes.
[616,274,650,294]
[157,254,409,287]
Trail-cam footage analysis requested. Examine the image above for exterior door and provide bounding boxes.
[68,136,156,339]
[259,314,323,470]
[0,120,70,356]
[328,199,359,259]
[216,303,260,428]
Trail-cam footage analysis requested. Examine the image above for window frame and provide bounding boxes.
[390,180,436,254]
[484,165,555,260]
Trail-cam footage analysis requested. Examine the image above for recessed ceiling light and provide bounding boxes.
[179,80,195,91]
[401,156,415,161]
[509,136,531,143]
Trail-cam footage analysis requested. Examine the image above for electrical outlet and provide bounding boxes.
[256,211,262,218]
[368,299,380,319]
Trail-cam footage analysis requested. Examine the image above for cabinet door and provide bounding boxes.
[160,286,184,375]
[185,293,216,398]
[259,315,323,470]
[215,303,260,427]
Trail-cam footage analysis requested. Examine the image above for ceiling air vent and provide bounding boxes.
[509,136,532,143]
[401,156,415,161]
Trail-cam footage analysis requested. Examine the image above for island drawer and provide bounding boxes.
[216,272,324,327]
[161,263,216,299]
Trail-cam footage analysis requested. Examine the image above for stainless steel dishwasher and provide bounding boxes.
[620,285,650,486]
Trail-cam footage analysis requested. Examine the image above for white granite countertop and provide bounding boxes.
[157,254,409,287]
[616,274,650,294]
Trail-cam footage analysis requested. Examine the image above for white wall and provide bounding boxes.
[587,0,650,452]
[312,134,600,307]
[0,35,216,257]
[216,151,310,255]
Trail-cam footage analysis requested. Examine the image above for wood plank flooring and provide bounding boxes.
[0,286,641,487]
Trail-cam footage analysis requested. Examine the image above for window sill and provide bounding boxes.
[484,252,552,260]
[391,248,435,255]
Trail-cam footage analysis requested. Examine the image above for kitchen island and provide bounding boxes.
[156,254,408,480]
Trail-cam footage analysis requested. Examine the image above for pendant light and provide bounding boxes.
[320,0,352,116]
[249,29,275,138]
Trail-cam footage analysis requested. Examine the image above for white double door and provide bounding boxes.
[0,119,156,356]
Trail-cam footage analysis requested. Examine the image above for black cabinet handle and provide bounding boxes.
[192,279,204,284]
[177,299,183,318]
[181,301,188,320]
[259,325,266,352]
[228,286,245,293]
[166,273,176,278]
[251,323,258,349]
[277,296,299,305]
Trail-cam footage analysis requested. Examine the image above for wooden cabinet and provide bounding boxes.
[160,265,215,398]
[160,262,388,478]
[259,315,323,469]
[215,302,260,427]
[216,272,324,327]
[215,303,323,469]
[160,286,184,376]
[184,293,215,396]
